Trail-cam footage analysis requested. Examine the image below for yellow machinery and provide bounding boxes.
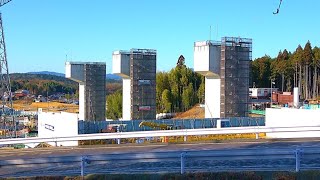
[139,121,173,130]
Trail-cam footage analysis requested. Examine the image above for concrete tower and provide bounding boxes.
[194,41,221,118]
[194,37,252,118]
[112,51,131,120]
[65,62,106,121]
[113,49,156,120]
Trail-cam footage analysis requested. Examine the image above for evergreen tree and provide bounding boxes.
[106,90,122,120]
[313,46,320,98]
[303,41,313,99]
[161,89,172,113]
[252,55,272,88]
[292,45,304,96]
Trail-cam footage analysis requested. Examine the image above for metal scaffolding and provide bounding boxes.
[84,63,106,121]
[220,37,252,117]
[130,49,156,120]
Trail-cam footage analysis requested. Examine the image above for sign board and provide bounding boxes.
[138,80,151,85]
[139,106,151,111]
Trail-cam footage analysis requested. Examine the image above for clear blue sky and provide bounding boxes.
[2,0,320,74]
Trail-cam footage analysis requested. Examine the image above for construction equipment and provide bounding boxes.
[273,0,283,14]
[0,0,11,7]
[101,124,127,133]
[139,121,175,130]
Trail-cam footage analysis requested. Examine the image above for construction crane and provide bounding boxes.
[0,0,14,138]
[0,0,11,7]
[273,0,283,14]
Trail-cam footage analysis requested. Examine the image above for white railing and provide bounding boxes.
[1,147,319,178]
[1,125,320,146]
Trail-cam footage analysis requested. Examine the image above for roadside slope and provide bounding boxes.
[174,104,204,119]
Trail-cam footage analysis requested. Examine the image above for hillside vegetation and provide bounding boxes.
[10,73,78,96]
[106,55,204,119]
[252,41,320,100]
[156,55,204,113]
[10,73,122,97]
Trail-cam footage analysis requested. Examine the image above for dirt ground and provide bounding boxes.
[174,104,205,119]
[13,100,79,113]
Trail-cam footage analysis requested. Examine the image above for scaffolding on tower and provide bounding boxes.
[220,37,252,118]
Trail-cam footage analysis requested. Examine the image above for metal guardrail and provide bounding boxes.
[1,147,319,178]
[1,125,320,146]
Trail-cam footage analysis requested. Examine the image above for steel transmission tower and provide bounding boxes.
[0,0,14,138]
[0,13,14,137]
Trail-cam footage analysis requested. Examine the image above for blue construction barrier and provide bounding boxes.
[78,117,265,134]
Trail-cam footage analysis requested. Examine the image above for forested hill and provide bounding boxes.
[252,41,320,100]
[9,73,78,96]
[11,73,74,83]
[9,73,122,96]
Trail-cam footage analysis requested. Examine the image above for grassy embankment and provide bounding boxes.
[15,171,320,180]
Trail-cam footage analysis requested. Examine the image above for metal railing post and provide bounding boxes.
[80,156,85,178]
[184,135,187,142]
[81,156,90,179]
[181,152,185,174]
[295,149,301,172]
[255,133,259,139]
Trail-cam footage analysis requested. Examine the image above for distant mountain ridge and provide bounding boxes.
[26,71,121,80]
[27,71,64,77]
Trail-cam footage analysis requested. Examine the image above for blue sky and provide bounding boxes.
[2,0,320,74]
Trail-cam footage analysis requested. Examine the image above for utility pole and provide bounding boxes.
[270,80,275,108]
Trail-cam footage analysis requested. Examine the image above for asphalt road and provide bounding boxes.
[1,139,320,178]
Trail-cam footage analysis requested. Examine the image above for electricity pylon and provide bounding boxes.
[0,0,14,138]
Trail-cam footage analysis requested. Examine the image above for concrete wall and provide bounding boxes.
[112,52,130,78]
[266,108,320,138]
[294,87,299,107]
[79,83,85,120]
[65,62,84,83]
[38,109,79,146]
[205,77,220,118]
[209,45,221,77]
[194,41,220,78]
[194,42,210,75]
[194,41,221,118]
[122,78,131,120]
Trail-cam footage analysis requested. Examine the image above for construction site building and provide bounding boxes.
[194,37,252,118]
[113,49,156,120]
[65,62,106,121]
[220,37,251,117]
